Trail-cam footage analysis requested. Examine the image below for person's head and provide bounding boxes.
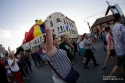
[5,56,8,60]
[105,27,111,33]
[83,33,89,39]
[114,13,122,23]
[80,37,83,42]
[24,50,27,55]
[19,51,22,54]
[61,35,67,43]
[8,52,14,59]
[53,36,58,47]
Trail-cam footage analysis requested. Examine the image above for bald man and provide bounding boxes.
[8,52,24,83]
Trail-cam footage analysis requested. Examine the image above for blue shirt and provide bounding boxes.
[102,33,106,41]
[35,51,40,57]
[112,22,125,57]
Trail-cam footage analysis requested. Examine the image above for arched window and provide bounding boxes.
[63,19,66,24]
[69,29,70,33]
[63,26,65,31]
[50,21,53,27]
[60,26,63,32]
[57,18,61,23]
[52,29,54,32]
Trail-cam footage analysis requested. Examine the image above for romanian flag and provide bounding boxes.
[22,32,28,44]
[26,19,45,43]
[66,25,68,36]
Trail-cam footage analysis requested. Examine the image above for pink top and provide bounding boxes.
[106,34,114,50]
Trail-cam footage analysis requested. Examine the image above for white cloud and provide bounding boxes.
[0,28,13,40]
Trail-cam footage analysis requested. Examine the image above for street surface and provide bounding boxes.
[24,41,125,83]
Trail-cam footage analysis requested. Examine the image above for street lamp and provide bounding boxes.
[84,20,92,34]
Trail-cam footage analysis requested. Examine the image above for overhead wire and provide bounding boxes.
[76,7,107,21]
[71,3,107,18]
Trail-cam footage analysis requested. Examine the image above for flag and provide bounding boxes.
[26,19,45,43]
[66,25,69,36]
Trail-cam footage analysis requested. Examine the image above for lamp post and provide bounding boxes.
[84,19,92,34]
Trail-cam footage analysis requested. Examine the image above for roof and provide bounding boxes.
[91,15,115,28]
[65,16,75,23]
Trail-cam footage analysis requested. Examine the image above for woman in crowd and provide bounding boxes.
[5,61,15,83]
[79,37,85,62]
[102,27,116,69]
[0,57,9,83]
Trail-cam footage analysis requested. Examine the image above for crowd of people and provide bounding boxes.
[0,13,125,83]
[0,45,48,83]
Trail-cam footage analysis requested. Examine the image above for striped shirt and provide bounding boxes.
[46,49,71,79]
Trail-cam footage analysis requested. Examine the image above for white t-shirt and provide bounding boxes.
[42,49,46,54]
[79,41,84,48]
[8,58,19,72]
[5,65,11,74]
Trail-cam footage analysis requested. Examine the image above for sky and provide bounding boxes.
[0,0,125,51]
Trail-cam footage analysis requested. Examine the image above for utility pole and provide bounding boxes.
[105,1,125,25]
[86,17,92,35]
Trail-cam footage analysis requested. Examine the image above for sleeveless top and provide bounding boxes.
[106,34,115,50]
[46,49,71,79]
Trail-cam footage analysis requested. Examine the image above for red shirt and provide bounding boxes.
[39,47,43,55]
[0,61,5,67]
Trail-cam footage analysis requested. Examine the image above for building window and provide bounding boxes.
[50,21,53,27]
[69,28,70,33]
[60,26,63,32]
[63,26,65,31]
[67,21,68,24]
[57,18,61,23]
[69,22,70,27]
[52,29,54,32]
[71,29,72,34]
[49,16,51,18]
[70,23,72,27]
[63,19,66,24]
[58,26,62,33]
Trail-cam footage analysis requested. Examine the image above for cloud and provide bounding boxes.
[0,28,13,41]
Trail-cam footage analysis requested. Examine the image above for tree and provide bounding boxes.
[16,46,24,55]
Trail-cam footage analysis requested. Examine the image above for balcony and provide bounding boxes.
[58,32,66,37]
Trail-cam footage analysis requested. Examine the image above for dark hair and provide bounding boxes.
[114,13,121,21]
[105,27,110,32]
[83,33,87,37]
[44,34,57,43]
